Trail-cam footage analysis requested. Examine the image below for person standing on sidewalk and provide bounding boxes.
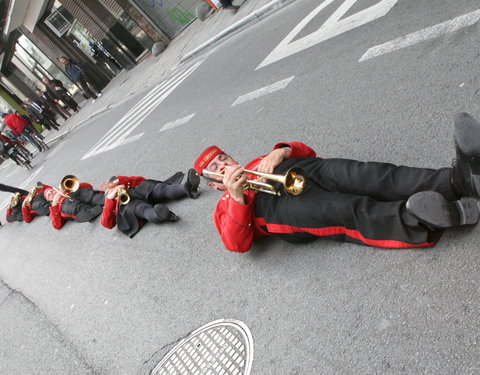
[59,57,102,100]
[42,77,80,113]
[35,88,71,121]
[23,98,60,131]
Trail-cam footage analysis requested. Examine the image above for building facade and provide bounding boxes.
[0,0,203,113]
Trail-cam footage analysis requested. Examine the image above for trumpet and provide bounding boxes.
[117,188,130,205]
[203,166,306,196]
[61,175,80,193]
[9,192,21,208]
[52,175,80,200]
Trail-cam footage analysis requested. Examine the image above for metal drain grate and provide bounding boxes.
[151,319,253,375]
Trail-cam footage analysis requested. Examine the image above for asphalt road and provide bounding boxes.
[1,0,479,374]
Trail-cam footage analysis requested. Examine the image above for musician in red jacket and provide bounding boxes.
[22,183,52,223]
[44,182,104,229]
[194,113,480,253]
[100,169,200,237]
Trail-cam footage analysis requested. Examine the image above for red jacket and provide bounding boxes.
[22,184,51,223]
[212,142,316,253]
[49,182,93,229]
[100,176,145,229]
[3,113,28,136]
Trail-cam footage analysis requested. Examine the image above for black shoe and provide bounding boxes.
[406,191,479,229]
[185,168,201,199]
[153,204,179,222]
[225,5,239,13]
[451,112,480,197]
[167,211,180,222]
[154,203,170,221]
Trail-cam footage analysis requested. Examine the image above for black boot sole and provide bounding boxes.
[454,112,480,196]
[406,191,479,228]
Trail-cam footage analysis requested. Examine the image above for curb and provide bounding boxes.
[180,0,296,63]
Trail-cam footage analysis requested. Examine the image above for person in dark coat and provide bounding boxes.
[42,77,79,112]
[24,98,59,131]
[35,88,71,120]
[100,169,200,238]
[59,56,102,100]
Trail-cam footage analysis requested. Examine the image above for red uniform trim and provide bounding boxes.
[255,218,435,249]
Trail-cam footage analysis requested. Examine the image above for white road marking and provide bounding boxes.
[19,166,45,189]
[257,0,400,69]
[45,142,66,159]
[231,76,295,107]
[81,59,206,160]
[159,113,196,132]
[359,9,480,61]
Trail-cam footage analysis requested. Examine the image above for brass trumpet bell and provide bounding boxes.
[61,175,80,193]
[117,188,130,205]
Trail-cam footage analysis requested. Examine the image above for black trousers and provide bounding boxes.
[254,158,456,248]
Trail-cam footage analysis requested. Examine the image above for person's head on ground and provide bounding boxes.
[194,145,239,191]
[43,187,55,202]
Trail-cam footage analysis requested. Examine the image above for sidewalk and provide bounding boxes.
[47,0,294,140]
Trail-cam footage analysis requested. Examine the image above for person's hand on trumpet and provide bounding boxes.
[253,147,291,174]
[105,184,125,200]
[222,164,247,204]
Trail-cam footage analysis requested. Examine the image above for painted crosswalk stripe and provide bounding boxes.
[159,114,196,132]
[81,60,205,160]
[231,76,295,107]
[359,9,480,62]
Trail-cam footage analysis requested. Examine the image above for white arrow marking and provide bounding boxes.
[257,0,400,69]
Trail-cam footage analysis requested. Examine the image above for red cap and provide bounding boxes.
[194,145,224,175]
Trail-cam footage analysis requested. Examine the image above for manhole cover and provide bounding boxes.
[151,319,253,375]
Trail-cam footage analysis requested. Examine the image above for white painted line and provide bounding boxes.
[359,8,480,62]
[19,166,45,189]
[231,76,295,107]
[81,59,205,160]
[159,113,196,132]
